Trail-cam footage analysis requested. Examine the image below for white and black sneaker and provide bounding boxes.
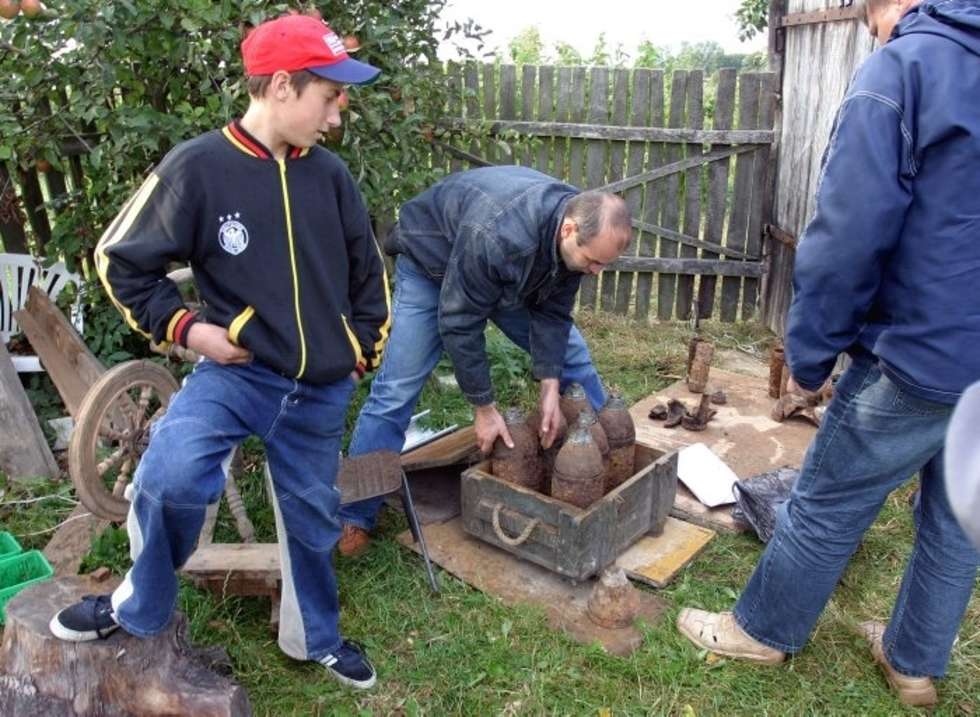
[49,594,120,642]
[318,640,377,689]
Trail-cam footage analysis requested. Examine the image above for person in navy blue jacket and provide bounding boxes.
[677,0,979,707]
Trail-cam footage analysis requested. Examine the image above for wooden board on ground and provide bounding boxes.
[397,518,667,656]
[615,517,715,588]
[181,543,280,598]
[43,503,110,576]
[401,425,479,472]
[13,286,105,418]
[630,369,816,533]
[0,341,59,480]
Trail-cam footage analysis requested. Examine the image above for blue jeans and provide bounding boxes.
[338,255,606,530]
[110,359,355,662]
[733,355,979,677]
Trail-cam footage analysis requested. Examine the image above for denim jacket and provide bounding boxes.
[386,166,581,405]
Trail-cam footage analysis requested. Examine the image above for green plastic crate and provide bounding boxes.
[0,531,21,561]
[0,550,54,624]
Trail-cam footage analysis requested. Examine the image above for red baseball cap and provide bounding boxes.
[241,14,380,85]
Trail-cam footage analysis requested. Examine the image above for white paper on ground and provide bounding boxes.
[677,442,739,507]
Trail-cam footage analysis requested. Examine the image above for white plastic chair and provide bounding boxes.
[0,253,83,373]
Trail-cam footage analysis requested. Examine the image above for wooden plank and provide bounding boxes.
[698,68,737,319]
[579,66,610,310]
[441,119,773,145]
[607,257,764,277]
[464,61,482,164]
[553,66,574,182]
[676,70,704,320]
[720,74,761,322]
[498,64,517,164]
[0,341,59,480]
[631,218,756,261]
[597,145,752,195]
[615,68,651,315]
[446,62,464,173]
[13,287,105,418]
[615,516,715,588]
[601,68,630,313]
[657,71,689,320]
[634,70,665,321]
[43,504,110,575]
[482,63,498,165]
[567,67,588,189]
[400,424,479,472]
[742,72,778,320]
[520,65,536,167]
[534,65,556,175]
[182,543,280,575]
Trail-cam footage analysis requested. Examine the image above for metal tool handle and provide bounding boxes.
[491,503,539,547]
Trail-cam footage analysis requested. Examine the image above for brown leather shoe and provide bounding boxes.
[859,621,938,707]
[337,524,371,558]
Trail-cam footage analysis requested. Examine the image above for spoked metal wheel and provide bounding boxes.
[69,360,179,521]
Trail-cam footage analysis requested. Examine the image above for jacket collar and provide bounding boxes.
[221,119,310,160]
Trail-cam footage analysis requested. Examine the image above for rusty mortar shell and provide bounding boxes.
[598,393,636,492]
[586,566,641,629]
[491,407,542,491]
[551,417,604,509]
[559,382,589,425]
[527,408,567,492]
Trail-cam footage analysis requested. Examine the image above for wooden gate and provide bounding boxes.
[435,62,778,322]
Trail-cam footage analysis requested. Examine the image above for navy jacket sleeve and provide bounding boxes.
[527,276,579,380]
[785,52,915,391]
[95,171,198,345]
[338,169,390,371]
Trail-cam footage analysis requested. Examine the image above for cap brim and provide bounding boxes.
[308,58,381,85]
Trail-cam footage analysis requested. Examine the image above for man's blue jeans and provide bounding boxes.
[338,255,606,530]
[733,354,979,677]
[110,358,355,662]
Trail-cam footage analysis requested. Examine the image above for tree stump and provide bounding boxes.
[0,576,251,716]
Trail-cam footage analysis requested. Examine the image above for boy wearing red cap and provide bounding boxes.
[48,14,389,690]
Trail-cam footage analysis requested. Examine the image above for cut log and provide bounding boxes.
[0,575,252,716]
[0,341,59,480]
[13,286,105,418]
[42,504,110,576]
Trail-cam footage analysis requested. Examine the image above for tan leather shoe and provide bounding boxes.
[677,609,785,664]
[337,524,371,558]
[859,621,938,707]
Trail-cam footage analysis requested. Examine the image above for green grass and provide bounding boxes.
[4,315,978,715]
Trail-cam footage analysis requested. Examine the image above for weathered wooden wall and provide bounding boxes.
[761,0,875,333]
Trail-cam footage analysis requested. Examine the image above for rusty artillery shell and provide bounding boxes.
[769,343,785,398]
[527,408,567,493]
[551,414,604,509]
[559,382,589,425]
[598,392,636,492]
[586,567,641,629]
[491,407,542,491]
[578,407,610,469]
[686,337,714,394]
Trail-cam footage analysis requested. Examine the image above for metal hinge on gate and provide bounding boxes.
[765,224,797,249]
[781,1,863,29]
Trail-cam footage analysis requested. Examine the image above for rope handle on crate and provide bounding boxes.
[491,503,539,547]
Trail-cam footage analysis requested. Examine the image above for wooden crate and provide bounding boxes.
[461,444,678,581]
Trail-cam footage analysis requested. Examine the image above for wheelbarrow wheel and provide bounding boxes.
[69,360,179,522]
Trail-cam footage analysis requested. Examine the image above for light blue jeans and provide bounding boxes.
[338,255,605,530]
[110,359,355,662]
[734,354,979,677]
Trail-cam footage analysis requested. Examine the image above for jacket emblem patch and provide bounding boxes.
[218,213,249,255]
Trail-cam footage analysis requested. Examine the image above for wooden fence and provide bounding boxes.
[2,63,778,325]
[435,62,778,322]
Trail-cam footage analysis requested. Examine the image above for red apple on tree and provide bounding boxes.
[0,0,20,20]
[20,0,43,18]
